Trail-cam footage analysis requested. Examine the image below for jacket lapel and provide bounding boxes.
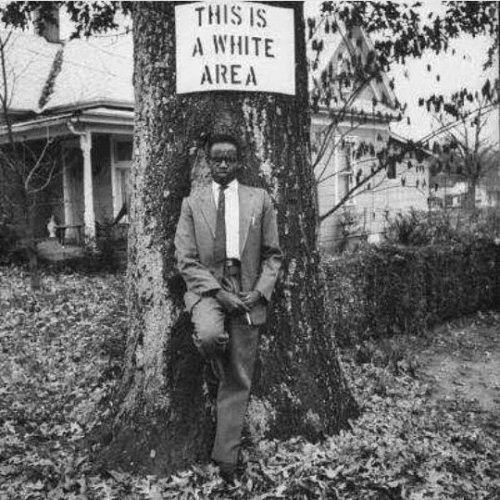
[195,183,255,251]
[197,186,216,238]
[239,184,255,254]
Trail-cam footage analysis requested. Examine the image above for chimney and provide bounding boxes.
[34,6,60,43]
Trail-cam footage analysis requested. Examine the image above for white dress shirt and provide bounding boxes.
[212,179,240,260]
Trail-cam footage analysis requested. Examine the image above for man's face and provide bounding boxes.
[208,141,239,185]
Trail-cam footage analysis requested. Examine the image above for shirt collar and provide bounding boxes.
[212,178,238,192]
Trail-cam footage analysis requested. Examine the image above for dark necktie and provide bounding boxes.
[214,184,227,264]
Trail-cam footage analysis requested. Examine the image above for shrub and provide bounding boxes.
[385,207,500,246]
[0,219,22,264]
[324,240,500,345]
[77,221,128,273]
[47,224,128,275]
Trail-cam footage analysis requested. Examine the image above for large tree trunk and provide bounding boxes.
[99,2,358,475]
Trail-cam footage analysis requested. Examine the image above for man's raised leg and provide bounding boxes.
[190,297,228,359]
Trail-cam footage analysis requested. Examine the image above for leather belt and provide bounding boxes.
[224,259,241,277]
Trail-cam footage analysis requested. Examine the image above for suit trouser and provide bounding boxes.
[190,269,259,465]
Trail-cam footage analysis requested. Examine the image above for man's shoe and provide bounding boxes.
[216,460,237,484]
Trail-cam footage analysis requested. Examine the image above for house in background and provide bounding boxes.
[429,173,469,209]
[430,165,500,210]
[0,18,133,245]
[0,14,431,253]
[477,173,500,208]
[309,25,431,250]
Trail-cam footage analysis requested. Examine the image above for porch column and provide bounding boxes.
[61,148,74,243]
[333,135,340,205]
[81,130,95,239]
[62,150,71,225]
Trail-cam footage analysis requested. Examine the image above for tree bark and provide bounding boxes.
[98,2,358,475]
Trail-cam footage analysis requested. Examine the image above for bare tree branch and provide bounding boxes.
[29,157,58,194]
[24,138,52,191]
[0,31,18,155]
[319,160,387,222]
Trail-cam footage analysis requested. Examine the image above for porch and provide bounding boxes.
[0,107,133,251]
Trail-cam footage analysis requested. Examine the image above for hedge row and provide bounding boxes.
[324,240,500,345]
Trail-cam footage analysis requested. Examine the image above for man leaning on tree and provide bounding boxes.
[174,134,282,481]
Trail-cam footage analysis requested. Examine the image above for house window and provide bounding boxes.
[111,136,133,221]
[115,140,133,162]
[338,137,355,200]
[115,167,130,218]
[339,171,352,198]
[336,54,354,100]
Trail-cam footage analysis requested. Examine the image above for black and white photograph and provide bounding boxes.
[0,1,498,498]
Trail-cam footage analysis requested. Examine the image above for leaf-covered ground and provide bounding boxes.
[0,266,499,499]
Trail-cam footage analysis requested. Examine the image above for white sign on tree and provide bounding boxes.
[175,2,295,95]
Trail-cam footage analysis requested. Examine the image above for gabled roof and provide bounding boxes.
[389,131,433,157]
[307,21,399,118]
[1,29,133,116]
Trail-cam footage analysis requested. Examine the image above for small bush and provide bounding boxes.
[0,219,23,264]
[76,222,128,273]
[385,207,500,246]
[47,227,128,275]
[324,239,500,345]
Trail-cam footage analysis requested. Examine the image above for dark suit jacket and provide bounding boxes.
[174,183,282,325]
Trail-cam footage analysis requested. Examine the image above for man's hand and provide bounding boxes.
[239,290,262,309]
[215,289,249,313]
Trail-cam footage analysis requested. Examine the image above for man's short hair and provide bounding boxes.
[206,134,241,157]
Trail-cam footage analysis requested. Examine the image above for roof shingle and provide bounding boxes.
[1,31,60,113]
[1,30,133,115]
[46,34,133,112]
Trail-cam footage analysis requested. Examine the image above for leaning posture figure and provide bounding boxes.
[174,134,282,480]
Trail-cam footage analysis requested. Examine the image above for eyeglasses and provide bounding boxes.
[210,155,238,164]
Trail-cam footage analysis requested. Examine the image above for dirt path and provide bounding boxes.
[419,311,500,437]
